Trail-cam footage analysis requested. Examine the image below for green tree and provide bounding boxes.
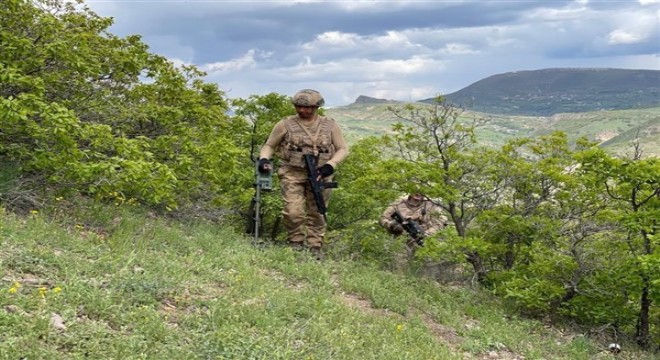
[1,0,245,213]
[576,142,659,348]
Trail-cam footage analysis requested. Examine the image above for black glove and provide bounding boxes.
[318,164,334,177]
[257,158,271,173]
[390,222,404,234]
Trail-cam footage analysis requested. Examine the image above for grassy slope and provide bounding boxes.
[0,204,652,359]
[327,104,660,157]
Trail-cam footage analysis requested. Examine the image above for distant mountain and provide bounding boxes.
[351,95,401,105]
[336,68,659,156]
[417,68,660,116]
[347,68,660,116]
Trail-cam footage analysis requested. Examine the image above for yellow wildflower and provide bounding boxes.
[8,281,20,294]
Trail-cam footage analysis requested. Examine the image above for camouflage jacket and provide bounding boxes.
[380,198,448,237]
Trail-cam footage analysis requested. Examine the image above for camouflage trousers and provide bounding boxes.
[277,166,333,248]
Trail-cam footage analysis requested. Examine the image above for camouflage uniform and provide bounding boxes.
[380,195,448,252]
[259,90,349,252]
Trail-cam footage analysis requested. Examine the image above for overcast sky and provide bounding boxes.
[87,0,660,107]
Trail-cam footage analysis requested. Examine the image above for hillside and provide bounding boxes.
[327,102,660,157]
[0,205,654,359]
[418,68,660,116]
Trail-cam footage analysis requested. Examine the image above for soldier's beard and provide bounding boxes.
[296,108,317,120]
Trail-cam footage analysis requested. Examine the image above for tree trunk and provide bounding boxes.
[636,277,650,349]
[635,227,653,349]
[466,252,487,283]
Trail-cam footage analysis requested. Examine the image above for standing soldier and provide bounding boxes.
[380,192,448,256]
[257,89,349,259]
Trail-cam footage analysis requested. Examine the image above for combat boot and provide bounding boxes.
[310,247,324,261]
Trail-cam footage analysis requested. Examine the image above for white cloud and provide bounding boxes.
[607,29,645,45]
[440,43,479,55]
[285,56,440,82]
[606,9,659,45]
[524,3,587,22]
[303,30,417,52]
[202,49,267,73]
[373,31,414,48]
[303,31,359,49]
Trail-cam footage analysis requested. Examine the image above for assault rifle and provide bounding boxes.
[246,160,272,244]
[303,153,338,222]
[391,210,425,246]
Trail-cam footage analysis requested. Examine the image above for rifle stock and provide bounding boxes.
[303,154,338,221]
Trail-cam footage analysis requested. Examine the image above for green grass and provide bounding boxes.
[0,204,654,359]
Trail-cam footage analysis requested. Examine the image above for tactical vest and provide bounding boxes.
[281,115,335,168]
[394,200,431,224]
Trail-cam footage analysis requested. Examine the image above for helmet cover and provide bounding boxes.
[291,89,325,107]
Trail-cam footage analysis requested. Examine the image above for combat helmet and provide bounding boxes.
[291,89,325,107]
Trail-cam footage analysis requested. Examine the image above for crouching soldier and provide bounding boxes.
[380,192,448,257]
